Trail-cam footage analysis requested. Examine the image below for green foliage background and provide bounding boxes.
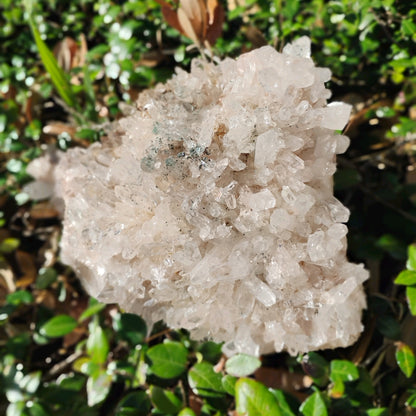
[1,0,416,415]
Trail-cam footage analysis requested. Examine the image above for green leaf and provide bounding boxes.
[0,238,20,253]
[6,290,33,306]
[270,390,297,416]
[408,245,416,271]
[115,391,151,416]
[7,402,26,416]
[79,298,106,322]
[188,361,226,398]
[299,392,328,416]
[28,402,50,416]
[329,360,359,382]
[302,352,329,386]
[395,342,416,378]
[329,378,344,398]
[366,408,388,416]
[150,385,183,414]
[146,341,188,379]
[406,286,416,315]
[406,391,416,407]
[39,315,77,338]
[235,378,281,416]
[87,319,109,365]
[198,341,223,364]
[26,17,77,108]
[225,353,261,377]
[113,313,147,346]
[86,372,112,407]
[57,373,86,391]
[19,371,41,394]
[222,374,237,396]
[395,270,416,286]
[178,408,196,416]
[402,19,416,37]
[376,234,407,260]
[35,268,58,290]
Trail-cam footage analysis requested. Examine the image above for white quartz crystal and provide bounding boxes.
[26,37,368,356]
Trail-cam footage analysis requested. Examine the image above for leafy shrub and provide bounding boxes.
[0,0,416,415]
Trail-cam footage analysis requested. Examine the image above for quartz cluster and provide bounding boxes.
[26,37,368,356]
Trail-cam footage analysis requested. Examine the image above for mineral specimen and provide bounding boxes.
[26,37,368,356]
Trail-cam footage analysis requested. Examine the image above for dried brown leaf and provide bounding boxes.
[206,0,217,24]
[30,202,59,220]
[53,37,78,73]
[43,122,76,138]
[205,0,224,45]
[177,7,200,45]
[15,250,37,287]
[242,25,268,48]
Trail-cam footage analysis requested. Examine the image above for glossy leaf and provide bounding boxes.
[270,390,297,416]
[407,286,416,315]
[178,408,197,416]
[79,302,106,322]
[146,341,188,379]
[394,270,416,286]
[222,374,237,396]
[366,408,388,416]
[302,352,329,386]
[408,245,416,271]
[225,353,261,377]
[86,372,112,407]
[0,238,20,253]
[28,402,50,416]
[115,391,151,416]
[235,378,281,416]
[395,342,415,378]
[198,341,223,364]
[329,360,359,382]
[87,320,109,365]
[6,290,33,306]
[113,313,147,346]
[39,315,77,338]
[188,361,226,398]
[299,391,328,416]
[150,385,182,414]
[35,268,58,290]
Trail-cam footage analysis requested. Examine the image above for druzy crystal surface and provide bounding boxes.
[27,37,368,356]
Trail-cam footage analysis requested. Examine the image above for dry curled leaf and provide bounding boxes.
[155,0,224,47]
[53,34,88,84]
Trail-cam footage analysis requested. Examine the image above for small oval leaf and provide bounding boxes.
[146,341,188,379]
[395,270,416,286]
[113,313,147,346]
[178,408,197,416]
[329,360,359,382]
[222,374,237,396]
[407,245,416,271]
[150,385,183,414]
[39,315,77,338]
[406,286,416,315]
[115,391,152,416]
[225,353,261,377]
[299,391,328,416]
[395,342,416,378]
[235,378,282,416]
[188,361,226,398]
[87,320,109,364]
